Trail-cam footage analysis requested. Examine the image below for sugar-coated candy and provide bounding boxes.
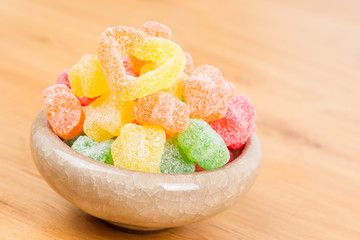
[226,81,237,98]
[72,136,114,165]
[55,69,98,106]
[84,92,135,142]
[139,21,172,39]
[56,69,71,88]
[68,54,109,98]
[160,136,195,174]
[97,26,185,101]
[184,52,194,75]
[111,123,166,172]
[63,132,85,147]
[178,119,229,170]
[182,65,232,122]
[194,149,234,172]
[134,92,190,135]
[42,85,85,139]
[210,95,256,149]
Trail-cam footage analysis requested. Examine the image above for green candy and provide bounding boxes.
[160,136,195,174]
[71,136,114,165]
[178,119,229,170]
[63,132,85,147]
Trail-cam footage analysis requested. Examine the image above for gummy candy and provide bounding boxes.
[97,26,185,101]
[111,123,166,172]
[160,136,195,174]
[72,136,114,165]
[55,69,71,88]
[182,65,232,122]
[184,52,194,75]
[84,92,135,142]
[194,149,234,172]
[42,84,84,140]
[133,92,190,135]
[68,54,109,98]
[226,81,237,98]
[139,21,172,39]
[210,95,256,149]
[178,119,229,170]
[63,132,85,147]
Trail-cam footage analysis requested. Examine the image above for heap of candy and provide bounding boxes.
[42,21,256,173]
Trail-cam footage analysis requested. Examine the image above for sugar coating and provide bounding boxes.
[63,132,85,147]
[210,95,256,149]
[68,54,109,98]
[111,123,166,173]
[97,26,185,101]
[84,92,135,142]
[160,136,195,174]
[72,136,114,165]
[178,119,229,170]
[184,52,194,75]
[55,69,98,106]
[42,84,84,140]
[139,21,172,39]
[182,65,232,122]
[194,148,234,172]
[133,92,190,135]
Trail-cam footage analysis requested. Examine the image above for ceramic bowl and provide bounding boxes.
[30,109,262,231]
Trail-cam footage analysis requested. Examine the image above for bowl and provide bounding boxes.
[30,109,262,231]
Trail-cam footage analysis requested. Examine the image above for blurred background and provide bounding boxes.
[0,0,359,239]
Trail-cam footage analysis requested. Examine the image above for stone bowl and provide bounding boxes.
[30,109,262,231]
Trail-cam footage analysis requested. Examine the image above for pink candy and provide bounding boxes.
[210,95,256,149]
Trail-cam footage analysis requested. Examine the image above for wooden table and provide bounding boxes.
[1,0,359,239]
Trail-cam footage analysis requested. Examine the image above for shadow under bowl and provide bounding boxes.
[30,110,262,231]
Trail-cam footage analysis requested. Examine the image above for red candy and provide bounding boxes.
[55,69,98,106]
[210,95,256,149]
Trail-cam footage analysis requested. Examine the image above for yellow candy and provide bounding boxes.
[83,92,135,142]
[140,63,186,101]
[97,26,185,101]
[68,54,109,98]
[111,124,166,173]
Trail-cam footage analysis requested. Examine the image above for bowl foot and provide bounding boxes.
[105,221,169,232]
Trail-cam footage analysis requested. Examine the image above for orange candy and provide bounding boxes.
[42,84,84,139]
[182,65,232,122]
[133,92,190,135]
[139,21,172,39]
[184,52,194,75]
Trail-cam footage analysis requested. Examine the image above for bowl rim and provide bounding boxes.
[33,109,259,178]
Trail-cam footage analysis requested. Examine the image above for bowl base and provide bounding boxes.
[105,221,169,232]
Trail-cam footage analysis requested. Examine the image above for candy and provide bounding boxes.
[55,69,98,106]
[194,149,234,172]
[160,136,195,174]
[97,26,185,101]
[133,92,190,135]
[68,54,109,98]
[42,84,85,139]
[139,21,172,39]
[226,81,237,98]
[184,52,194,75]
[182,65,232,122]
[84,92,135,142]
[72,136,114,165]
[63,132,85,147]
[178,119,229,170]
[210,95,256,149]
[111,123,166,172]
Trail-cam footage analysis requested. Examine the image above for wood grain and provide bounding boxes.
[0,0,359,239]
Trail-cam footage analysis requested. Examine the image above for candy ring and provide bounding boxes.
[97,26,185,101]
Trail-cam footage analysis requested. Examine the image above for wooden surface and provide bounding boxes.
[0,0,359,239]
